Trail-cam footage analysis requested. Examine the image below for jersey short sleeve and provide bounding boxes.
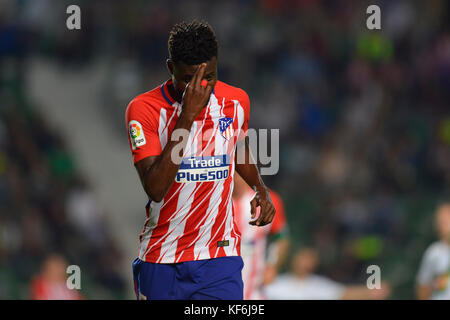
[236,89,250,142]
[125,98,162,163]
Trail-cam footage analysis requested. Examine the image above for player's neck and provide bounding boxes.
[166,81,182,103]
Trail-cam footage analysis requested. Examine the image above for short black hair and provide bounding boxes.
[168,20,218,65]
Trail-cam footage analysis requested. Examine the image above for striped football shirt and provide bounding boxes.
[125,79,250,263]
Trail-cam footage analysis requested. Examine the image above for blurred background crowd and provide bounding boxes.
[0,0,449,299]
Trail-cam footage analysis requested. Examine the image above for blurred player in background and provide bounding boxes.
[264,247,391,300]
[416,203,450,300]
[233,173,290,300]
[30,254,83,300]
[126,21,275,300]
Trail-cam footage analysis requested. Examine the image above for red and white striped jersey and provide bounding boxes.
[125,79,250,264]
[234,189,287,300]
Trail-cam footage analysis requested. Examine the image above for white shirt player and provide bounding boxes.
[416,241,450,300]
[263,273,345,300]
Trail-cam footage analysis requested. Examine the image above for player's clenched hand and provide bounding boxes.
[180,63,213,121]
[249,187,276,227]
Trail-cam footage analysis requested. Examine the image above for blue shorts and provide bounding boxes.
[132,256,244,300]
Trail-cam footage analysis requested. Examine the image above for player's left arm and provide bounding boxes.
[235,138,275,227]
[234,88,275,226]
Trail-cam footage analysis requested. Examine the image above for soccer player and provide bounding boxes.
[416,203,450,300]
[125,21,275,300]
[233,173,290,299]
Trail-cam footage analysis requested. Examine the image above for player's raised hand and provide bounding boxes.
[249,187,276,227]
[181,63,213,121]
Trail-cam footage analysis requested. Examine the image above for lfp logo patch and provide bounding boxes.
[130,123,140,138]
[129,120,146,150]
[219,117,234,140]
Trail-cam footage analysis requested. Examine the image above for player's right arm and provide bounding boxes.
[130,63,213,202]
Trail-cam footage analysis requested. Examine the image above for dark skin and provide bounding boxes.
[134,56,275,226]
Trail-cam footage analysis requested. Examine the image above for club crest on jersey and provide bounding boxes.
[219,117,234,140]
[129,120,146,150]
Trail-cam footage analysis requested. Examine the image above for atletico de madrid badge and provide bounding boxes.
[219,117,234,140]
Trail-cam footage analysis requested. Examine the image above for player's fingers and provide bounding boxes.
[264,205,276,225]
[204,82,214,99]
[250,201,267,226]
[193,63,207,89]
[249,204,261,226]
[250,198,257,219]
[255,213,266,226]
[190,65,201,88]
[181,82,191,101]
[258,202,272,226]
[259,201,276,226]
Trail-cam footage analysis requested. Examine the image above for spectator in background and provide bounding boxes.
[264,247,391,300]
[66,177,107,247]
[30,254,83,300]
[416,203,450,300]
[233,173,290,300]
